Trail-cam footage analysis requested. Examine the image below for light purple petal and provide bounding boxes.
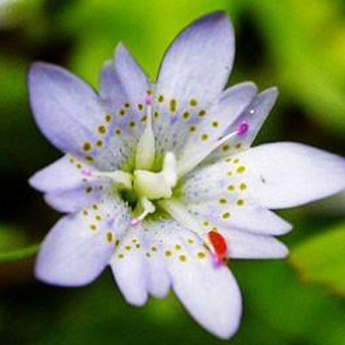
[157,12,234,106]
[110,228,148,306]
[178,82,257,161]
[206,87,278,163]
[35,196,130,286]
[244,142,345,209]
[100,43,149,115]
[222,228,289,259]
[159,223,242,339]
[179,156,292,235]
[153,12,235,157]
[29,155,92,193]
[28,62,105,157]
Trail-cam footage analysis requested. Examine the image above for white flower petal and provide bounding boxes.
[244,142,345,209]
[28,62,105,157]
[142,221,171,299]
[35,197,130,286]
[157,12,234,109]
[179,157,291,235]
[156,221,242,339]
[222,228,288,259]
[153,12,234,157]
[110,228,148,306]
[205,88,278,163]
[29,155,84,193]
[179,82,257,162]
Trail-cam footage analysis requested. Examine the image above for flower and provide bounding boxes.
[28,12,345,339]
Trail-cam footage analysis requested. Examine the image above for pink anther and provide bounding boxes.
[145,94,153,105]
[81,168,93,177]
[131,218,141,227]
[236,122,249,136]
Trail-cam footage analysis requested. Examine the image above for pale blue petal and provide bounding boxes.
[35,196,130,286]
[222,228,289,259]
[28,63,105,157]
[179,155,291,235]
[205,87,278,163]
[153,12,234,156]
[111,228,148,306]
[149,219,242,340]
[244,142,345,209]
[29,155,91,193]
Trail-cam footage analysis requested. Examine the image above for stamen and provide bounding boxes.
[236,122,249,136]
[208,231,227,267]
[131,197,155,226]
[158,198,204,235]
[81,168,93,177]
[135,94,155,170]
[178,123,250,178]
[86,170,133,189]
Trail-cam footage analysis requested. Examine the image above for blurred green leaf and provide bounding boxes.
[290,222,345,295]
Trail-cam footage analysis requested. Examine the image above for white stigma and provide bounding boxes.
[133,151,177,200]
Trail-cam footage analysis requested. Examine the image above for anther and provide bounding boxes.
[236,122,249,136]
[81,168,93,177]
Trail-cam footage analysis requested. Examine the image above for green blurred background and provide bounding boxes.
[0,0,345,344]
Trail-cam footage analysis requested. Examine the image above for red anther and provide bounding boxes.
[236,122,249,136]
[208,231,227,266]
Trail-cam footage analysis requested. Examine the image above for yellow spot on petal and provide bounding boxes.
[201,134,208,141]
[83,142,92,152]
[158,95,164,103]
[237,166,246,174]
[125,245,131,251]
[175,244,181,251]
[212,121,219,128]
[182,111,190,120]
[189,98,198,107]
[222,144,230,152]
[227,184,235,192]
[118,253,124,259]
[105,114,112,122]
[240,183,247,191]
[189,125,196,133]
[119,109,126,116]
[219,198,227,205]
[165,250,172,257]
[197,252,206,259]
[85,156,94,163]
[98,125,106,134]
[115,128,122,136]
[179,255,187,262]
[222,212,230,220]
[96,140,103,148]
[198,110,206,117]
[237,199,245,206]
[106,232,113,242]
[138,104,144,111]
[169,99,177,113]
[90,224,97,231]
